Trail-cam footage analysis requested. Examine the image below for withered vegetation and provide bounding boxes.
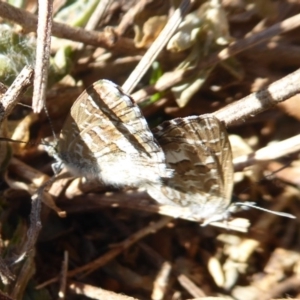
[0,0,300,299]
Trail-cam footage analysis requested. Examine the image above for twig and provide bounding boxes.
[0,1,136,54]
[213,68,300,126]
[69,281,139,300]
[75,216,172,277]
[11,250,35,298]
[36,216,172,288]
[268,275,300,299]
[0,291,13,300]
[7,157,50,190]
[122,0,193,94]
[107,214,207,300]
[11,172,61,262]
[132,13,300,102]
[0,257,14,285]
[116,0,152,36]
[177,273,206,298]
[58,251,68,299]
[76,0,113,52]
[84,0,112,30]
[233,134,300,171]
[152,262,172,300]
[0,66,34,124]
[6,157,69,264]
[58,192,250,232]
[32,0,53,113]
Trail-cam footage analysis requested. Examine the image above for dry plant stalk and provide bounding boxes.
[32,0,54,113]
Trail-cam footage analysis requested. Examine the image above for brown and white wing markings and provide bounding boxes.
[149,115,234,223]
[57,79,171,187]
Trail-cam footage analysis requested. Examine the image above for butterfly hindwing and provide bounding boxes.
[148,115,234,223]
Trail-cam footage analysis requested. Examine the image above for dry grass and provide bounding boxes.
[0,0,300,299]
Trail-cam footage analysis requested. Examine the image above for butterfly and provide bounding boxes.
[48,79,172,189]
[47,82,293,225]
[148,115,295,225]
[148,115,236,225]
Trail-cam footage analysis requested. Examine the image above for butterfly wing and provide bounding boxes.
[57,80,170,187]
[149,115,233,223]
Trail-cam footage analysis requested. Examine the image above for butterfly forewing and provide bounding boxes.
[149,115,234,223]
[57,80,170,187]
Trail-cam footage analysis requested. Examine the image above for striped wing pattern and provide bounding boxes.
[57,80,171,188]
[148,115,234,224]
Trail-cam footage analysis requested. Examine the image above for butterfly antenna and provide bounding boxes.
[43,102,57,141]
[18,103,32,109]
[234,202,296,219]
